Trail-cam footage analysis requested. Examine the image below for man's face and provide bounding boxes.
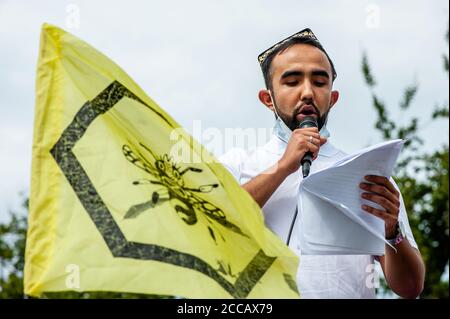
[268,43,338,131]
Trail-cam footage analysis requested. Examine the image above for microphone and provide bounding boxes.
[299,116,318,178]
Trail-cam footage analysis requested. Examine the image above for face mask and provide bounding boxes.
[270,91,331,144]
[273,114,330,143]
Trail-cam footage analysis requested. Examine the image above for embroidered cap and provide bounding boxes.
[258,28,337,80]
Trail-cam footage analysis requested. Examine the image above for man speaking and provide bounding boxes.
[219,28,425,298]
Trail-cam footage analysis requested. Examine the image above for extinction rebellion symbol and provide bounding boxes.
[50,80,286,298]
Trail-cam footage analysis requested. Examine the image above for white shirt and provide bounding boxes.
[219,134,418,299]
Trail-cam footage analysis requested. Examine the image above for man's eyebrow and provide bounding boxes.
[280,70,303,79]
[311,70,330,79]
[280,69,330,80]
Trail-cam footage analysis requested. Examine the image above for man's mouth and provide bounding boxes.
[296,105,318,121]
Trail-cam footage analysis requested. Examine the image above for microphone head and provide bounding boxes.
[298,116,318,129]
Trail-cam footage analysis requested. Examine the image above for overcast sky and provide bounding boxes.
[0,0,448,221]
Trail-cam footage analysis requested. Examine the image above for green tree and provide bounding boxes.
[361,27,449,298]
[0,198,27,299]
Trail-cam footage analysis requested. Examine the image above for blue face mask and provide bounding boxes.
[273,113,330,143]
[270,92,330,144]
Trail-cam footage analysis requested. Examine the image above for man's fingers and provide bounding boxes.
[364,175,399,196]
[291,128,325,161]
[307,142,319,154]
[361,192,398,213]
[361,204,398,223]
[359,182,399,206]
[293,130,320,139]
[294,127,319,133]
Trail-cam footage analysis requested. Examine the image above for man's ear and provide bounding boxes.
[330,90,339,109]
[258,89,274,111]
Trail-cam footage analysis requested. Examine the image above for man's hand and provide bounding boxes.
[242,127,326,208]
[360,175,425,298]
[359,175,400,238]
[278,127,327,175]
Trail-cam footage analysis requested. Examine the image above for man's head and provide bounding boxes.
[258,29,339,131]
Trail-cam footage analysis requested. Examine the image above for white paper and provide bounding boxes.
[297,139,405,255]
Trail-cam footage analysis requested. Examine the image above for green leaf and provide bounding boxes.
[361,52,377,87]
[400,84,418,110]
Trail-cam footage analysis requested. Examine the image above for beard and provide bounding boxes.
[273,98,329,132]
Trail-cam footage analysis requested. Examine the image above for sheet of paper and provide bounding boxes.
[297,139,405,255]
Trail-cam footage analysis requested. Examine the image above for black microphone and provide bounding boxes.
[299,116,318,178]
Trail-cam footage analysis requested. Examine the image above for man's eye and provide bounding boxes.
[314,81,326,86]
[286,81,298,86]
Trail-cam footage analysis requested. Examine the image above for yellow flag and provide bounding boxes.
[25,24,299,298]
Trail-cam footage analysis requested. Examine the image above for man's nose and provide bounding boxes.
[300,80,313,101]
